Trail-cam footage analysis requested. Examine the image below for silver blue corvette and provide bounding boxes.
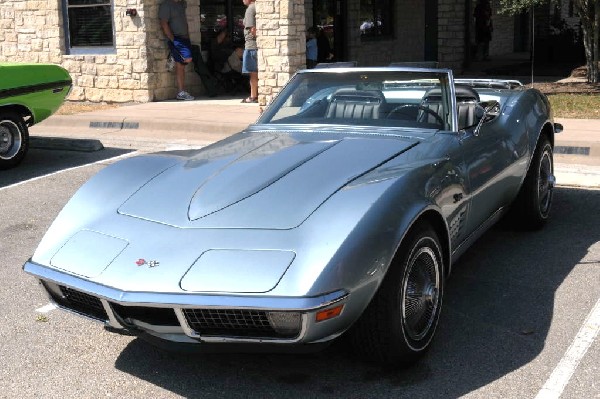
[24,67,561,365]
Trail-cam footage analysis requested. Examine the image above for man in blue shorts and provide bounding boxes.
[159,0,195,100]
[241,0,258,103]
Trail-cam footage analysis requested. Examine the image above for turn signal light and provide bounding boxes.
[315,304,344,322]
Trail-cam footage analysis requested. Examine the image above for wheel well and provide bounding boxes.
[540,122,554,148]
[0,105,33,125]
[406,210,451,276]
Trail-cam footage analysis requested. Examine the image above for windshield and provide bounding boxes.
[257,69,452,131]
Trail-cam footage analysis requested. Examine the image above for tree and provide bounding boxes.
[499,0,600,83]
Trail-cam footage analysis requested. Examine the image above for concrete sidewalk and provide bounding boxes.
[29,97,600,188]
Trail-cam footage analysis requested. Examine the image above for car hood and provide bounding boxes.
[118,132,419,229]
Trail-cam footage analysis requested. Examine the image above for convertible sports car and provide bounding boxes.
[0,62,72,169]
[24,67,561,365]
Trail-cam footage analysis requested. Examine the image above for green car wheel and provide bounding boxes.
[0,111,29,170]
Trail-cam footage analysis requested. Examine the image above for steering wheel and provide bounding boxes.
[387,104,444,126]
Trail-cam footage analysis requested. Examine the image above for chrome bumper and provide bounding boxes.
[24,260,350,345]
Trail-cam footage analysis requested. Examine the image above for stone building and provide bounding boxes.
[0,0,566,104]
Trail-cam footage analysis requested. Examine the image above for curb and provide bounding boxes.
[30,136,104,152]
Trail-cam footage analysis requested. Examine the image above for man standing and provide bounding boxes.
[159,0,195,100]
[241,0,258,103]
[474,0,493,61]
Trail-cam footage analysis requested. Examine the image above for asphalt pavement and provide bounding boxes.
[29,96,600,188]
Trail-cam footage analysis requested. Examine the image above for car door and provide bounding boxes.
[459,119,527,235]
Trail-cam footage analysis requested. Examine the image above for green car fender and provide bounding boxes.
[0,63,72,169]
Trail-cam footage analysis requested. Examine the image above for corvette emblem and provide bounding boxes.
[135,259,159,267]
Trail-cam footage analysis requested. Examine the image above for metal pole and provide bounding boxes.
[531,5,535,86]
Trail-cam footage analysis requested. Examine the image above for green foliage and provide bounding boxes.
[498,0,552,15]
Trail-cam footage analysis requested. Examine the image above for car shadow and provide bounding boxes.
[0,146,134,188]
[113,187,599,398]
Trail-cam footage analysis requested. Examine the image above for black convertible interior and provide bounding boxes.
[267,84,483,131]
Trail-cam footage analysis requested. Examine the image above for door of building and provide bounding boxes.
[424,0,438,61]
[200,0,247,50]
[313,0,346,62]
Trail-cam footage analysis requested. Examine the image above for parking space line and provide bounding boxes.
[0,151,140,192]
[35,303,57,313]
[535,297,600,399]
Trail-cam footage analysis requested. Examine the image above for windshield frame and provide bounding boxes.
[256,67,457,132]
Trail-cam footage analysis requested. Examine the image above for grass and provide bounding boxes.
[548,94,600,119]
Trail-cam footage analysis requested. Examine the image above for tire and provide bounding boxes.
[350,222,444,366]
[510,137,554,230]
[0,111,29,170]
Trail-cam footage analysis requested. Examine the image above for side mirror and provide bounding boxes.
[554,122,563,133]
[473,100,500,136]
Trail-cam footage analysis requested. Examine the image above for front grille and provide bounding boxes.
[110,303,180,326]
[182,309,282,338]
[57,285,108,321]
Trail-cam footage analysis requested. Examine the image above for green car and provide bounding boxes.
[0,63,72,169]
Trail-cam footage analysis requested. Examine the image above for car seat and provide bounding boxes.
[325,89,385,120]
[419,85,481,129]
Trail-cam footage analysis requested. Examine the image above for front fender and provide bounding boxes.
[31,154,181,265]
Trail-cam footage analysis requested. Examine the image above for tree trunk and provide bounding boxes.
[593,0,599,83]
[576,0,598,82]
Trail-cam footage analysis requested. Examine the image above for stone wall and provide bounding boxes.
[256,0,306,106]
[0,0,202,102]
[438,0,465,71]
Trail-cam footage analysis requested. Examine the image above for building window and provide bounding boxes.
[64,0,115,53]
[360,0,393,39]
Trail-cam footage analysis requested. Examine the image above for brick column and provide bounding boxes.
[438,0,465,72]
[256,0,306,106]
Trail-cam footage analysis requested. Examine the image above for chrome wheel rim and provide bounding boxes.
[538,148,553,217]
[402,245,440,342]
[0,120,21,160]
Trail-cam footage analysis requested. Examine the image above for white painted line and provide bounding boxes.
[535,297,600,399]
[35,303,58,313]
[0,151,140,192]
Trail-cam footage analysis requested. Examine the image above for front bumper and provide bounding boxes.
[24,260,350,346]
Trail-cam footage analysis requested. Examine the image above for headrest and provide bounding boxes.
[422,85,480,102]
[330,88,385,103]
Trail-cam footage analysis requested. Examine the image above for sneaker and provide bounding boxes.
[176,90,195,101]
[166,55,175,72]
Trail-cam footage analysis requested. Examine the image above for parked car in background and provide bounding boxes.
[0,63,72,169]
[24,66,561,366]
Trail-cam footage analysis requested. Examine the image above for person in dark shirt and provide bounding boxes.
[316,27,334,64]
[211,28,243,74]
[474,0,493,61]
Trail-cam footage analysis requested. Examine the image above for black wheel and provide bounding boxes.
[0,111,29,170]
[350,222,444,366]
[511,137,554,230]
[387,104,444,125]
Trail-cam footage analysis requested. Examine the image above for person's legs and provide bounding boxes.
[242,49,258,102]
[483,40,490,60]
[170,37,194,100]
[249,72,258,98]
[175,62,186,92]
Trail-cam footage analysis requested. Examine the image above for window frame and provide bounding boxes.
[62,0,116,55]
[359,0,394,41]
